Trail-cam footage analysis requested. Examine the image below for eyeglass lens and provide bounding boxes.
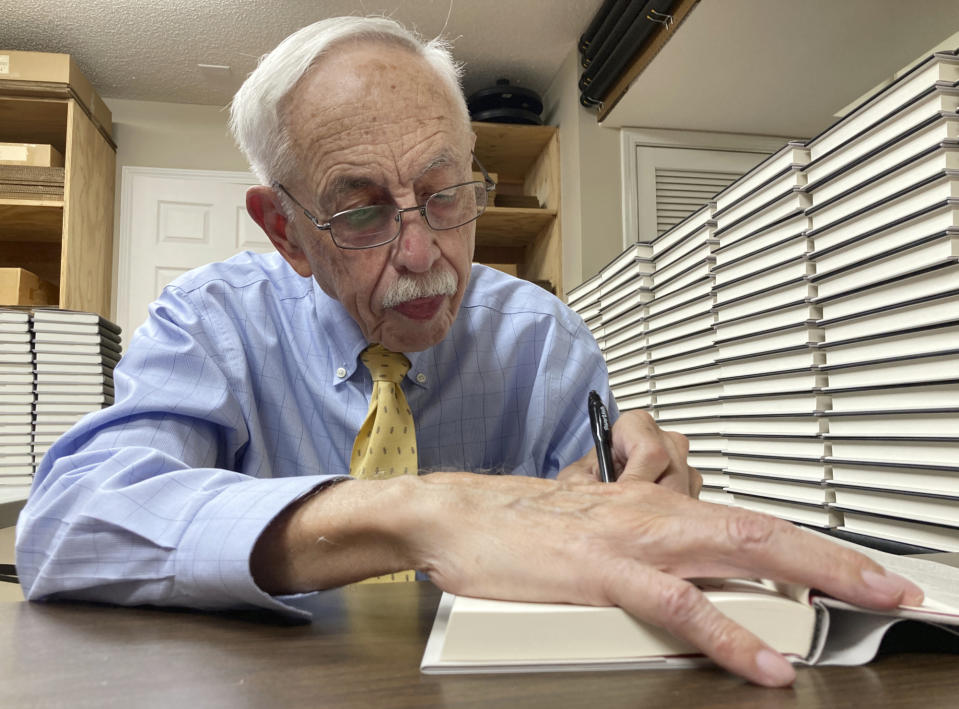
[331,182,488,248]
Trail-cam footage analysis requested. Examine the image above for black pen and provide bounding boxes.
[588,390,615,483]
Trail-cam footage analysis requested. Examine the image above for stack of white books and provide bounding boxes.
[31,310,120,464]
[640,206,729,499]
[596,242,654,411]
[802,50,959,549]
[0,309,35,492]
[565,272,603,344]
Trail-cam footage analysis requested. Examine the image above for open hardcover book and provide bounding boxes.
[421,541,959,674]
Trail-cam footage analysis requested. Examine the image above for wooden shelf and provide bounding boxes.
[476,207,557,247]
[472,123,556,182]
[0,201,64,241]
[0,96,69,153]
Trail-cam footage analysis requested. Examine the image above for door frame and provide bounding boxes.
[115,166,259,342]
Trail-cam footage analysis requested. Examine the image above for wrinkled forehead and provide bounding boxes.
[280,41,471,167]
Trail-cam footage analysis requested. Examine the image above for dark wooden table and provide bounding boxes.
[1,582,957,709]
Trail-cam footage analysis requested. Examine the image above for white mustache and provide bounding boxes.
[382,269,458,309]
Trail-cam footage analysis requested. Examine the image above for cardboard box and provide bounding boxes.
[0,142,65,167]
[0,51,112,136]
[0,268,58,307]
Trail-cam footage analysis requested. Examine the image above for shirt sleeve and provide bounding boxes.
[15,287,343,620]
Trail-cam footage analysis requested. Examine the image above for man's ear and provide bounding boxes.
[246,185,313,277]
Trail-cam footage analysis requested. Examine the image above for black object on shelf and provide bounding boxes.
[468,79,544,125]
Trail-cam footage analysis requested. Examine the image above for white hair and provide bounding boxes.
[229,16,469,187]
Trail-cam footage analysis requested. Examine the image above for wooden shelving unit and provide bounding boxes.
[472,122,562,296]
[0,70,116,317]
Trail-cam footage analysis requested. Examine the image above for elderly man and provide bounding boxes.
[17,16,921,687]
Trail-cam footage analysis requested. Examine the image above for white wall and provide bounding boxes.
[544,49,625,292]
[104,98,252,317]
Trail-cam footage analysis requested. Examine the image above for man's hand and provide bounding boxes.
[254,472,924,688]
[559,410,702,496]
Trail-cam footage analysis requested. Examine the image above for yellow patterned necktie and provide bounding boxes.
[351,344,418,583]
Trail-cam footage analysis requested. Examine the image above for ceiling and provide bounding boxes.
[602,0,959,138]
[0,0,958,140]
[0,0,603,107]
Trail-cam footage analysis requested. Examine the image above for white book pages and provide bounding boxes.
[729,494,840,528]
[33,331,120,348]
[599,261,653,300]
[815,234,959,301]
[820,322,959,365]
[810,151,959,233]
[0,310,29,324]
[0,374,33,386]
[722,392,829,416]
[714,259,813,305]
[839,512,959,552]
[610,378,650,399]
[687,434,725,452]
[33,417,84,432]
[601,320,645,351]
[602,337,646,363]
[0,332,30,344]
[825,411,959,437]
[654,381,723,406]
[600,242,655,282]
[571,300,600,321]
[651,204,714,258]
[826,381,959,412]
[715,303,820,343]
[832,487,959,528]
[652,417,722,435]
[716,282,817,323]
[647,278,712,317]
[713,235,811,286]
[566,274,602,308]
[717,324,822,361]
[719,347,824,378]
[723,436,825,459]
[686,451,727,469]
[600,289,651,323]
[606,350,649,375]
[647,329,715,361]
[819,262,959,321]
[822,292,959,342]
[654,259,713,300]
[726,476,834,505]
[645,295,713,333]
[650,347,716,376]
[809,172,959,252]
[601,306,645,340]
[714,213,810,268]
[714,190,811,248]
[35,403,107,415]
[715,167,807,229]
[0,343,32,355]
[653,243,714,287]
[615,391,653,411]
[812,203,959,275]
[810,115,959,205]
[808,52,959,161]
[654,398,720,419]
[646,313,713,348]
[827,438,959,469]
[699,488,733,505]
[649,364,718,391]
[722,370,826,397]
[824,352,959,388]
[830,461,959,497]
[716,142,810,213]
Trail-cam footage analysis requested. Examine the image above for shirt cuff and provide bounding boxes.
[174,474,348,620]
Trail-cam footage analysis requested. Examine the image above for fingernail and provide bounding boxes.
[755,648,795,686]
[862,569,924,603]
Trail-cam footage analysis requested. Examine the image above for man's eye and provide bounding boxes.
[342,206,385,230]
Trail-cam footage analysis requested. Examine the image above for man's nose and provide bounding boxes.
[393,208,441,273]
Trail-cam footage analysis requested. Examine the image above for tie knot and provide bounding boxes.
[360,344,411,384]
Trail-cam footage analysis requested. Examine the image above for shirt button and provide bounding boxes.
[416,373,427,384]
[336,367,347,378]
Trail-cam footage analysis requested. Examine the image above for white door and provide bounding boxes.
[116,167,274,344]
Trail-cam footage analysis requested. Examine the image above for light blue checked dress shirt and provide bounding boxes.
[16,251,616,617]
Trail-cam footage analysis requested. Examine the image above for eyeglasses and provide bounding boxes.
[273,155,496,250]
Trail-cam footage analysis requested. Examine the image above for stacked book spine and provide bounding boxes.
[0,309,34,494]
[805,50,959,551]
[643,207,725,504]
[709,142,834,528]
[566,48,959,550]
